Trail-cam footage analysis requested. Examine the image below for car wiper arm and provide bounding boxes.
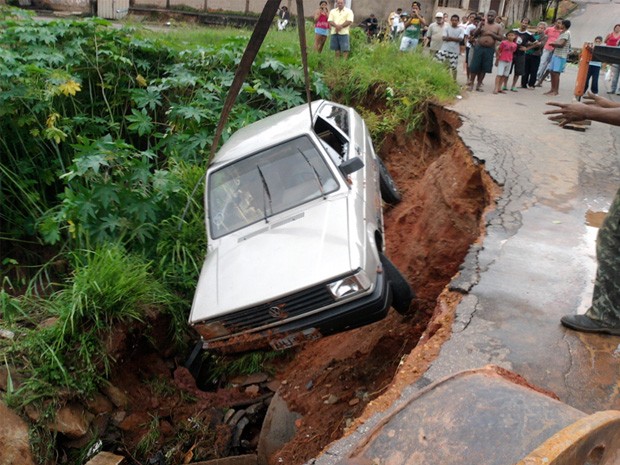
[256,165,272,223]
[297,149,326,198]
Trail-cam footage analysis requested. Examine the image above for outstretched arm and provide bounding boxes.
[545,97,620,127]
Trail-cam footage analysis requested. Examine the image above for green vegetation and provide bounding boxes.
[0,6,458,461]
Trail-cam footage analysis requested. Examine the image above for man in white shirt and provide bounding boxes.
[328,0,354,58]
[424,11,445,55]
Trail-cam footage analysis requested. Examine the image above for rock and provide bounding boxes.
[39,317,58,328]
[256,392,300,465]
[0,400,35,465]
[51,402,93,439]
[324,394,339,405]
[223,408,236,424]
[111,411,126,424]
[118,412,150,432]
[348,398,360,406]
[265,380,280,392]
[84,392,114,415]
[84,451,125,465]
[226,409,246,427]
[230,372,269,386]
[0,328,14,339]
[244,385,260,396]
[101,384,129,409]
[191,455,257,465]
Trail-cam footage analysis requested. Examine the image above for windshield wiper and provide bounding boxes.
[297,149,326,199]
[256,165,272,223]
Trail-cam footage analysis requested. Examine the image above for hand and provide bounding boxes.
[544,102,591,126]
[582,91,617,108]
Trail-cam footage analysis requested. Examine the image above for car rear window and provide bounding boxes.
[208,136,340,239]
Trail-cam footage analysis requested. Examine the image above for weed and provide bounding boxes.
[208,350,287,384]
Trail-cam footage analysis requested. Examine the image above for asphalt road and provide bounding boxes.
[569,0,620,47]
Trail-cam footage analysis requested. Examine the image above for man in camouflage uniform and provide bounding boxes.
[560,188,620,335]
[545,94,620,335]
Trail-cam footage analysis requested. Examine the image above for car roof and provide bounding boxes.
[209,100,328,167]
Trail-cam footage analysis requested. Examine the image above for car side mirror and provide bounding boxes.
[339,157,364,176]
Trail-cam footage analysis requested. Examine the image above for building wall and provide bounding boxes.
[130,0,440,26]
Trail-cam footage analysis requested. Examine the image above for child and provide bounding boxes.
[494,30,517,94]
[584,36,603,95]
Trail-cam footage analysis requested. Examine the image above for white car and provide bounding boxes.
[189,100,412,353]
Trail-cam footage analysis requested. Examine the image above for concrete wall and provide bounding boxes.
[130,0,440,25]
[128,0,536,25]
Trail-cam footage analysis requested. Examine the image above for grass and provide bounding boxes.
[136,20,459,145]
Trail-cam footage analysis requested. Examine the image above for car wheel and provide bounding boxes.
[377,158,402,204]
[380,254,414,315]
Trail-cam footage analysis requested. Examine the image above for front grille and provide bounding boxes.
[211,282,335,334]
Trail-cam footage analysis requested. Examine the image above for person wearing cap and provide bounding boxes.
[400,1,426,51]
[424,11,446,55]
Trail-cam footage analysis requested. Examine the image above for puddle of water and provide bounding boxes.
[585,210,607,228]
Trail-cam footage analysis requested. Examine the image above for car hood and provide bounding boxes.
[190,196,357,323]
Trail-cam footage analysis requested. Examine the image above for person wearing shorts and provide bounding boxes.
[435,14,465,79]
[493,30,517,94]
[314,1,330,52]
[328,0,354,58]
[544,19,571,96]
[467,10,503,91]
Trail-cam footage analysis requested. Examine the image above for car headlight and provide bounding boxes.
[327,270,372,300]
[193,321,230,340]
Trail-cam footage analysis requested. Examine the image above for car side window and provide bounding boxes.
[318,104,349,135]
[314,115,349,164]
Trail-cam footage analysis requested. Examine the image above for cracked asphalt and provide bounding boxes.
[309,60,620,465]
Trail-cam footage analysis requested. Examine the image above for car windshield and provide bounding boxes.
[208,136,340,238]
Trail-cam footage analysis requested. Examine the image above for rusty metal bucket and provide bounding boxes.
[336,365,620,465]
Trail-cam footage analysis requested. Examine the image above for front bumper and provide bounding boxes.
[198,270,392,353]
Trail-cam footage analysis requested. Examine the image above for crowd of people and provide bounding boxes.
[279,2,620,97]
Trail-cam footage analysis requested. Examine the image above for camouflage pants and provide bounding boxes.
[586,187,620,327]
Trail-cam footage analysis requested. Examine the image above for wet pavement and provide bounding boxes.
[309,59,620,464]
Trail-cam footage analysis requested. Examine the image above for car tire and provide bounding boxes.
[380,254,414,315]
[378,158,402,204]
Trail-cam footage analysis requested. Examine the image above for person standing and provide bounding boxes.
[535,18,563,87]
[425,12,445,55]
[314,1,330,52]
[545,94,620,336]
[464,14,481,84]
[388,8,403,40]
[435,14,465,79]
[508,18,535,92]
[494,30,517,94]
[584,36,603,95]
[400,1,426,52]
[604,24,620,94]
[522,22,546,89]
[467,10,504,92]
[328,0,354,59]
[544,19,571,96]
